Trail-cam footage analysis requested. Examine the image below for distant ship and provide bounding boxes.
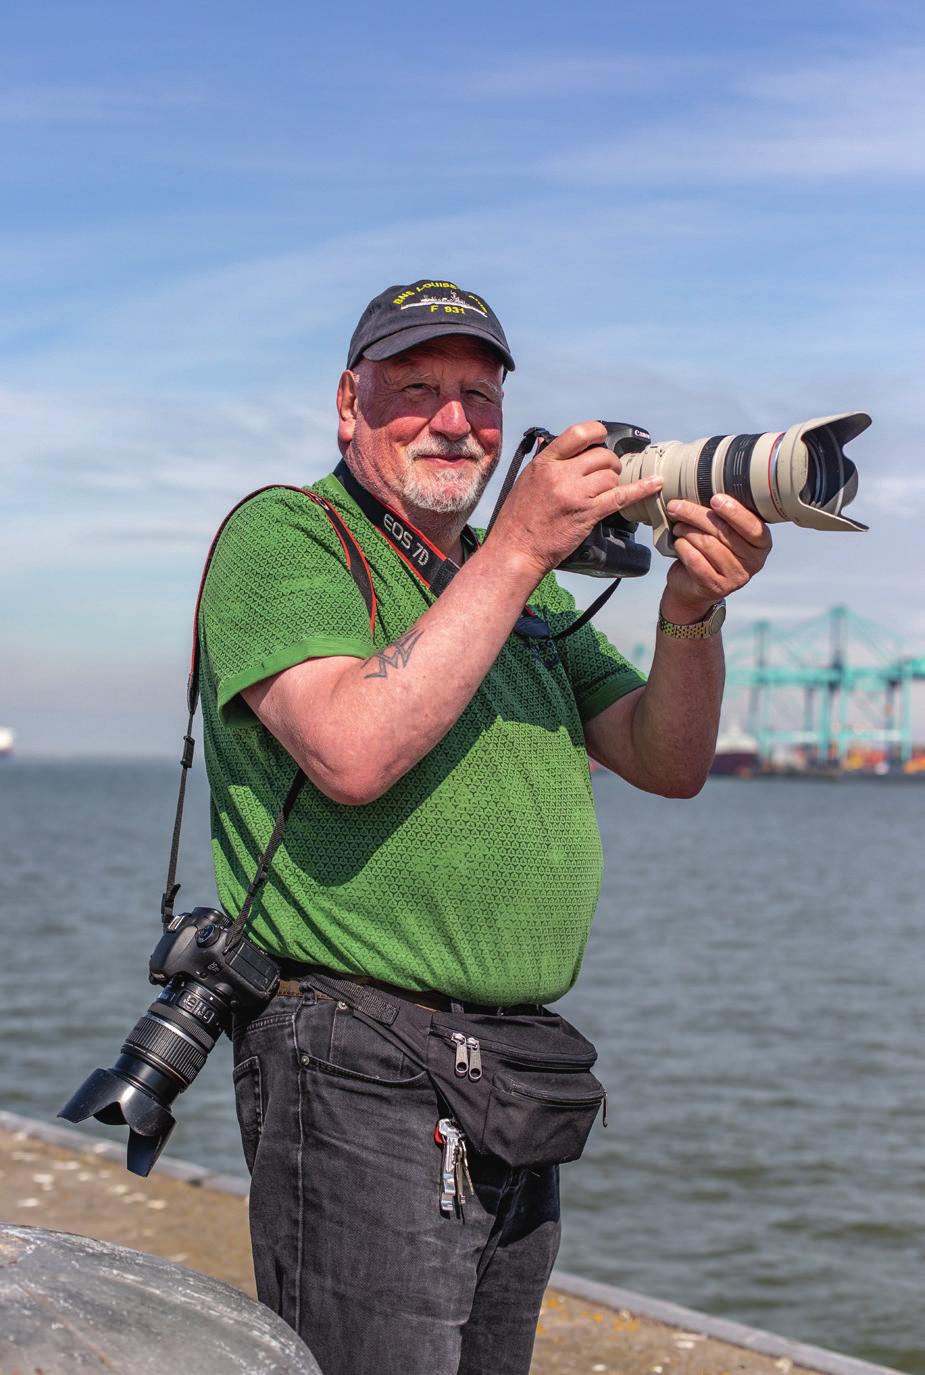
[711,725,760,777]
[0,727,14,758]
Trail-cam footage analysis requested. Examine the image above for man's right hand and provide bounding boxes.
[488,420,664,579]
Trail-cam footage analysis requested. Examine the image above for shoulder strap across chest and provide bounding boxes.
[161,482,377,927]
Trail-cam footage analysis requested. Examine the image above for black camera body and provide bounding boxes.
[149,906,279,1001]
[59,908,279,1176]
[554,422,654,580]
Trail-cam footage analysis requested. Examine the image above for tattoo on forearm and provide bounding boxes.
[364,627,425,679]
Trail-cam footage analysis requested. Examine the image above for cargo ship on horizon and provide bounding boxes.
[710,725,760,777]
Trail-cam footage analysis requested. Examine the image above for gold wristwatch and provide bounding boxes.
[657,599,726,639]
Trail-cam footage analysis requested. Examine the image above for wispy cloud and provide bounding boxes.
[541,46,925,183]
[1,385,332,485]
[0,192,779,394]
[0,211,532,385]
[0,384,338,578]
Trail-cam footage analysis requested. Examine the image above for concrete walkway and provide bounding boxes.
[0,1113,900,1375]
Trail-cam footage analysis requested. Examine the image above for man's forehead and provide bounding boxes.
[380,336,505,376]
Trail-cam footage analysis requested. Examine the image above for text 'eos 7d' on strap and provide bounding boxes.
[334,459,463,596]
[160,483,377,931]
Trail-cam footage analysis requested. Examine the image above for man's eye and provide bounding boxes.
[403,383,434,395]
[466,389,497,404]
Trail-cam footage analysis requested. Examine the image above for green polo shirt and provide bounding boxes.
[198,472,644,1004]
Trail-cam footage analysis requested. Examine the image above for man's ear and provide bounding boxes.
[337,369,359,451]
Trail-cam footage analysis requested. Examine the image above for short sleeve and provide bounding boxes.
[533,574,646,720]
[199,487,376,725]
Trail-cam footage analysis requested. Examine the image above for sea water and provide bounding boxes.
[1,761,922,1371]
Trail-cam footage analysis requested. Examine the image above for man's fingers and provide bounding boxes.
[540,421,607,462]
[671,538,731,598]
[596,474,663,512]
[673,529,745,583]
[670,518,756,565]
[575,445,624,476]
[668,496,770,548]
[710,495,771,546]
[583,467,620,499]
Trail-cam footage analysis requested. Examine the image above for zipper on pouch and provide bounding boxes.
[466,1036,482,1081]
[452,1032,469,1077]
[450,1032,482,1081]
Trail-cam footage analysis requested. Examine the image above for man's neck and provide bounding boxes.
[406,509,468,564]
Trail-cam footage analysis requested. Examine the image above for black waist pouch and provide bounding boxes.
[308,974,606,1169]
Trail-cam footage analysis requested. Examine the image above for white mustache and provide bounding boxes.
[404,436,487,462]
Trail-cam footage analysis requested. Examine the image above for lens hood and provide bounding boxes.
[59,1067,176,1176]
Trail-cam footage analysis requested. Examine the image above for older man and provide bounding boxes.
[199,278,770,1375]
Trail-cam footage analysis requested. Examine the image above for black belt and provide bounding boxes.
[274,963,540,1017]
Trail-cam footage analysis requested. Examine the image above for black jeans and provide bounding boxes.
[233,986,560,1375]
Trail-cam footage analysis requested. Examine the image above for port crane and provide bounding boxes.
[633,606,925,766]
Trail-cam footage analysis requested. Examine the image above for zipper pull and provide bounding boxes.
[602,1089,608,1128]
[452,1032,469,1077]
[466,1037,482,1081]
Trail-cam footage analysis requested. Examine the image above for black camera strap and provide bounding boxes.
[226,766,306,945]
[161,483,376,935]
[485,430,625,641]
[334,459,467,597]
[484,426,552,540]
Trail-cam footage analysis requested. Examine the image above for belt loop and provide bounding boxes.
[450,998,465,1014]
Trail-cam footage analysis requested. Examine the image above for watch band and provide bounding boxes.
[658,599,726,639]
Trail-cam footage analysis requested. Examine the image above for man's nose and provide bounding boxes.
[429,397,471,439]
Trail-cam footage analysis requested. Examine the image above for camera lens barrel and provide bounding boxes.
[693,434,765,518]
[120,981,228,1092]
[56,976,234,1177]
[611,412,869,556]
[122,1011,208,1086]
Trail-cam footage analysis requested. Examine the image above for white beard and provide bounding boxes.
[399,435,496,514]
[400,459,492,514]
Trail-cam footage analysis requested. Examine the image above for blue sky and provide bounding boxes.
[4,0,924,754]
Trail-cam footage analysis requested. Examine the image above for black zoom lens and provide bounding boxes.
[58,977,233,1177]
[120,980,227,1092]
[60,907,280,1176]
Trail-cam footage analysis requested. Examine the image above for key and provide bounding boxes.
[436,1118,459,1217]
[454,1133,473,1214]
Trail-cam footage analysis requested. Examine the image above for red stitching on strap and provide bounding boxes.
[188,484,377,709]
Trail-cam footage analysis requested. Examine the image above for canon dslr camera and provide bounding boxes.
[59,908,279,1176]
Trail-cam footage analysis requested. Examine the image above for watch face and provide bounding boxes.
[706,602,727,635]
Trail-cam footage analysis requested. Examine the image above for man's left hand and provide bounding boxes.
[663,494,772,618]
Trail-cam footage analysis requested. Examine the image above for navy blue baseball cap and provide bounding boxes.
[347,278,515,372]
